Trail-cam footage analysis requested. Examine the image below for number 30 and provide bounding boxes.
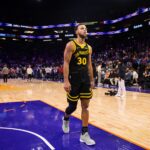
[77,57,87,65]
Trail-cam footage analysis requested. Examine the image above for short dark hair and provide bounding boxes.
[74,23,85,32]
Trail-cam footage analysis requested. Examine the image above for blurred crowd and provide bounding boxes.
[0,37,150,89]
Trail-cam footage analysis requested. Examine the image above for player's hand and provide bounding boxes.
[64,81,71,92]
[90,81,95,89]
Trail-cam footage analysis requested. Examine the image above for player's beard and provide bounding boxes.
[78,33,87,39]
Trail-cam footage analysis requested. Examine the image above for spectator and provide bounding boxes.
[115,60,126,97]
[97,62,102,86]
[2,64,9,83]
[27,65,33,82]
[132,69,138,85]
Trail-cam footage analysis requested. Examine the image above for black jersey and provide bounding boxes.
[67,40,92,101]
[69,40,90,74]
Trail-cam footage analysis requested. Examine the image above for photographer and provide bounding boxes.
[115,59,126,97]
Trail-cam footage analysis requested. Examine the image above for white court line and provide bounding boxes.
[0,127,55,150]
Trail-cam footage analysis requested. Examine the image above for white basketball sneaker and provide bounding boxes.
[115,93,121,97]
[62,117,70,133]
[80,132,96,145]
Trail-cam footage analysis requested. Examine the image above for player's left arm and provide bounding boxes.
[88,45,94,88]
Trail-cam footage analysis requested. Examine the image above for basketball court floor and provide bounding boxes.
[0,79,150,150]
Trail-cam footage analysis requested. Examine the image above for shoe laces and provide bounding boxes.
[84,132,91,140]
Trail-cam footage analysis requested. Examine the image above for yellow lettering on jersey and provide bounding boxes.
[77,57,87,65]
[79,50,89,55]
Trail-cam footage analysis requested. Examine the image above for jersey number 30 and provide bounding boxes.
[77,57,87,65]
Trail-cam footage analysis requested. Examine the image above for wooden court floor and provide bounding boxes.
[0,79,150,150]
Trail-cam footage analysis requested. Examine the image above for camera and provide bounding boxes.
[105,90,117,96]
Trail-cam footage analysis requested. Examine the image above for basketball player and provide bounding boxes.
[62,23,95,145]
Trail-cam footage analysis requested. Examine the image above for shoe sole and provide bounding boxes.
[62,130,69,133]
[80,139,95,146]
[62,131,69,133]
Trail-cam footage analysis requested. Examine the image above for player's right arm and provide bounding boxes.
[63,41,75,92]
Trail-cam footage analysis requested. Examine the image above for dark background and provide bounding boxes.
[0,0,149,25]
